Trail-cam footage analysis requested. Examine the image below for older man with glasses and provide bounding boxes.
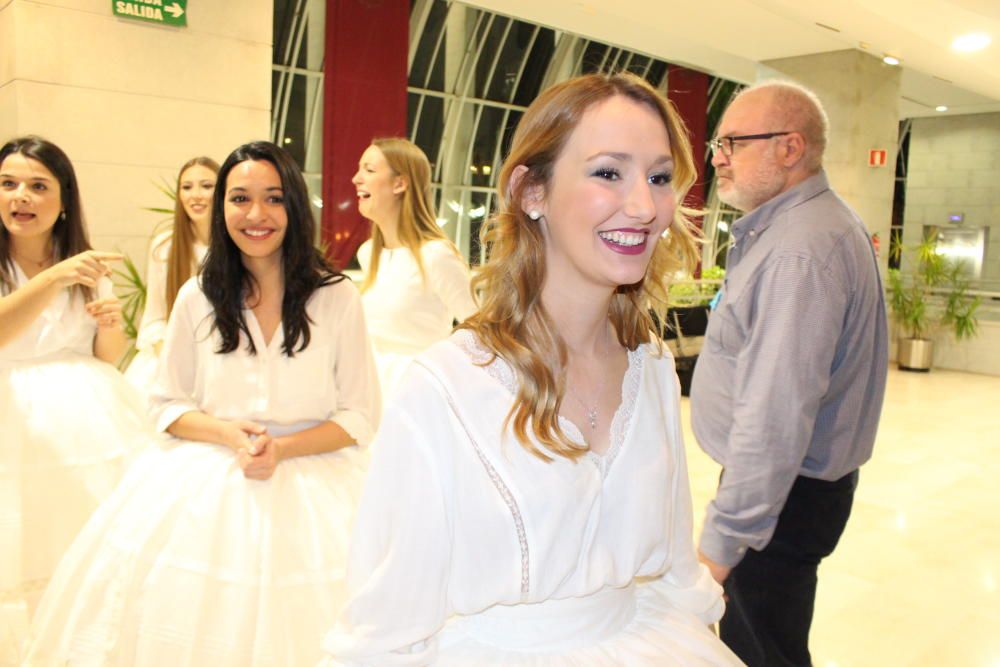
[691,81,888,667]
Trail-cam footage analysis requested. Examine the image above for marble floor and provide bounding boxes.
[681,367,1000,667]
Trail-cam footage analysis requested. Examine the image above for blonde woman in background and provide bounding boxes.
[125,156,218,394]
[352,137,477,397]
[321,74,742,665]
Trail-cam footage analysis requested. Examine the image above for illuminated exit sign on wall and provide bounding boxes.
[112,0,187,27]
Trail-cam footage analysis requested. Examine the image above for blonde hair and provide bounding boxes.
[460,72,701,462]
[165,156,219,316]
[361,138,459,291]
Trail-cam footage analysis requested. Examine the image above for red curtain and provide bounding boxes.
[322,0,409,269]
[666,65,709,214]
[667,65,709,277]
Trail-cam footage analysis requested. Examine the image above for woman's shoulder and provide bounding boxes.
[174,275,207,310]
[149,229,174,263]
[311,272,361,306]
[420,238,461,260]
[356,239,374,270]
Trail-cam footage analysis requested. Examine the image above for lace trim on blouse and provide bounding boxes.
[450,329,644,476]
[414,359,531,599]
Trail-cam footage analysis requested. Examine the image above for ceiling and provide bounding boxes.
[462,0,1000,118]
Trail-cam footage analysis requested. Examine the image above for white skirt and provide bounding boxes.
[0,353,152,665]
[24,434,368,667]
[432,582,744,666]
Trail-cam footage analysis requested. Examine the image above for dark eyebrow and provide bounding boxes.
[0,173,53,181]
[227,186,284,193]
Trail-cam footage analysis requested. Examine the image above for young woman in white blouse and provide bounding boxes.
[321,74,742,665]
[0,136,153,661]
[26,141,381,667]
[352,137,477,396]
[125,156,218,393]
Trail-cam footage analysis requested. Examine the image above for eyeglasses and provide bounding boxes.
[707,132,792,157]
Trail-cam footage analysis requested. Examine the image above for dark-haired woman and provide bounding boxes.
[0,136,153,661]
[26,142,380,667]
[125,156,218,395]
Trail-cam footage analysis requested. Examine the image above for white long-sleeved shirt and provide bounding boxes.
[134,231,208,353]
[321,330,725,665]
[358,239,477,357]
[149,276,380,445]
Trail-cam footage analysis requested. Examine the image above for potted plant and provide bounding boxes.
[887,234,980,372]
[664,266,724,395]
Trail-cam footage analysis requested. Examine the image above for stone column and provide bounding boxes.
[762,49,901,274]
[0,0,272,273]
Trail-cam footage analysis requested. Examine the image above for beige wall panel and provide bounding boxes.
[0,5,14,89]
[16,80,269,168]
[14,2,270,110]
[74,162,182,239]
[17,0,272,44]
[0,84,18,138]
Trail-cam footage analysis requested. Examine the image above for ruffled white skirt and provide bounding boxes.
[23,432,368,667]
[0,353,152,665]
[432,582,743,666]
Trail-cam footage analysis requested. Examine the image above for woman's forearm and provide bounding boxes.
[93,326,128,365]
[0,271,61,348]
[276,420,356,461]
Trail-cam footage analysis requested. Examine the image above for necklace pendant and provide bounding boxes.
[587,408,598,430]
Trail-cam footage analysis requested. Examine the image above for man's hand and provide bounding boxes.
[698,550,732,586]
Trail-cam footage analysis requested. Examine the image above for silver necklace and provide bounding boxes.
[565,323,611,431]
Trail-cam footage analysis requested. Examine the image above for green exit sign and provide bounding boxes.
[112,0,187,27]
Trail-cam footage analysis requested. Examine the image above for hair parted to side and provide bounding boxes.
[460,72,701,462]
[0,135,93,299]
[739,80,829,172]
[360,137,461,292]
[164,156,219,317]
[201,141,344,357]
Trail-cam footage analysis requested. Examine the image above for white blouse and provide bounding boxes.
[358,239,477,357]
[322,330,725,664]
[149,277,380,444]
[1,261,111,363]
[135,231,208,353]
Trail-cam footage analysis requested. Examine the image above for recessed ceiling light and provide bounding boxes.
[883,55,901,66]
[952,33,991,52]
[935,105,948,112]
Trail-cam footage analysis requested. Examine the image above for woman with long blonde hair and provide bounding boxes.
[125,156,218,393]
[352,137,476,396]
[321,73,741,665]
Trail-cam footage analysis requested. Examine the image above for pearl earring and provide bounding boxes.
[528,210,541,221]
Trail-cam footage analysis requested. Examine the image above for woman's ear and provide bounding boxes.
[392,175,408,196]
[510,165,545,220]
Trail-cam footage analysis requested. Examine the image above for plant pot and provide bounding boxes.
[674,355,698,396]
[897,338,933,372]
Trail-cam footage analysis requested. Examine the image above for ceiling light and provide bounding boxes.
[883,55,901,66]
[952,33,991,52]
[935,105,948,112]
